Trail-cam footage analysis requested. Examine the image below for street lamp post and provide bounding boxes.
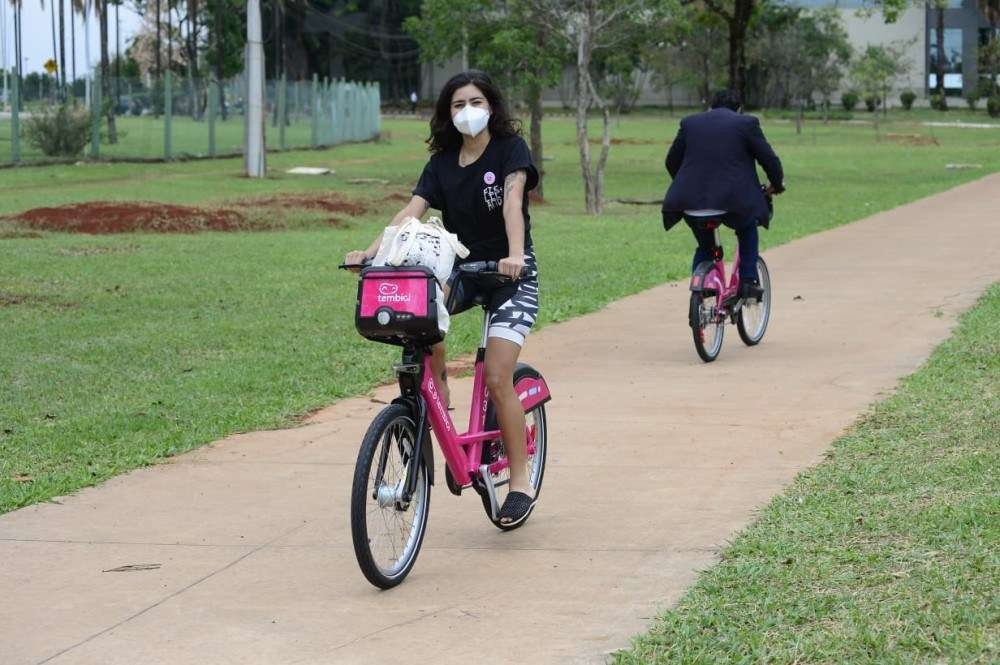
[245,0,265,177]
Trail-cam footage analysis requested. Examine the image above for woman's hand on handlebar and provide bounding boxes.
[343,250,371,271]
[497,254,526,280]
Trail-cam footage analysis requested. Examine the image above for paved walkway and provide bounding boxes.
[2,175,998,664]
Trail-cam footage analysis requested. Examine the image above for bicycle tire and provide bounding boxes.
[737,257,772,346]
[350,403,431,589]
[691,291,724,362]
[479,364,549,531]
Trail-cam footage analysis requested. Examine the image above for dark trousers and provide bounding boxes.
[687,216,759,281]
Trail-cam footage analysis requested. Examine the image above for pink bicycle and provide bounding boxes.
[340,260,550,588]
[687,211,772,363]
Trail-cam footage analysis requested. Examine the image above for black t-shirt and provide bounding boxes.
[412,134,539,262]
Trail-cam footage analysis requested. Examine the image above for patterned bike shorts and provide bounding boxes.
[446,248,540,347]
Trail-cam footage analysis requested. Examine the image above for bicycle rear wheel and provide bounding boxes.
[737,257,771,346]
[480,364,548,531]
[350,403,430,589]
[691,291,724,362]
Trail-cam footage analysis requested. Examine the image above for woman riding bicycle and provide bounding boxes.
[344,70,540,527]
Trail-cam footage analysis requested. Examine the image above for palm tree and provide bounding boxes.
[97,0,117,141]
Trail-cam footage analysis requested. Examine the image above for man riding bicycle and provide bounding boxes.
[661,89,784,300]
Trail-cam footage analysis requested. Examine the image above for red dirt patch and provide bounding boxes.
[884,133,939,146]
[247,194,368,217]
[381,192,411,203]
[528,191,546,205]
[7,202,246,235]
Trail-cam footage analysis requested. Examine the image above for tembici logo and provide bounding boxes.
[377,282,411,303]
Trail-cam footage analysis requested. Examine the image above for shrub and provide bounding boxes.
[863,94,879,112]
[929,93,948,111]
[987,95,1000,118]
[899,90,916,110]
[841,90,859,112]
[975,78,997,100]
[24,104,91,157]
[965,91,980,111]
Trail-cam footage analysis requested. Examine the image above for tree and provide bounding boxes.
[851,42,910,117]
[866,0,951,107]
[405,0,566,198]
[534,0,671,215]
[643,7,727,110]
[746,6,850,122]
[696,0,759,103]
[97,0,117,141]
[978,0,999,95]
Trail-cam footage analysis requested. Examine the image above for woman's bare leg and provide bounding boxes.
[484,338,529,498]
[429,341,449,409]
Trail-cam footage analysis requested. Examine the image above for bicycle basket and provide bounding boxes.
[355,266,443,346]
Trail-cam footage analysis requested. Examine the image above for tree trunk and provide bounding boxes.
[50,1,58,98]
[728,20,748,102]
[528,81,544,200]
[156,0,162,79]
[71,4,76,85]
[935,5,947,109]
[115,1,121,110]
[167,2,173,74]
[58,0,66,92]
[574,15,597,215]
[215,0,227,120]
[99,0,117,142]
[594,101,610,213]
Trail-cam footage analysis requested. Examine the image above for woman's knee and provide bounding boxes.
[485,366,514,398]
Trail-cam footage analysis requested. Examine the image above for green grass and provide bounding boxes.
[0,114,322,163]
[616,284,1000,664]
[1,114,999,512]
[2,104,997,165]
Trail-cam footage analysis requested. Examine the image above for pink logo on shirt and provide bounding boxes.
[483,171,496,185]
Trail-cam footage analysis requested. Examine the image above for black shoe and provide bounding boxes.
[739,280,764,302]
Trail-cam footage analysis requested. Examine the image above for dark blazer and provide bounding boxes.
[661,108,784,231]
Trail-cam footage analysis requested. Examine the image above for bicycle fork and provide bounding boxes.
[378,352,435,507]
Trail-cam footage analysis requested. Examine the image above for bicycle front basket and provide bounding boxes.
[355,266,442,346]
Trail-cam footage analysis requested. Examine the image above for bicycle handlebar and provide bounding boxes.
[456,261,528,280]
[339,259,527,280]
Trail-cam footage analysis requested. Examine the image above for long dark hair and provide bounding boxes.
[427,70,521,154]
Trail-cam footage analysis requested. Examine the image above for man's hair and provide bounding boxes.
[710,90,742,111]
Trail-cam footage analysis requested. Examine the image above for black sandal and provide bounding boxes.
[498,491,536,527]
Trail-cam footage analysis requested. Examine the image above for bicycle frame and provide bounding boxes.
[395,310,550,500]
[689,223,742,309]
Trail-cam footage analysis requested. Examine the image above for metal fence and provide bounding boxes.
[1,72,381,165]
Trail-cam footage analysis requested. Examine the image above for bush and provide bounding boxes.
[863,94,879,112]
[841,91,859,112]
[965,91,980,110]
[988,96,1000,118]
[24,104,91,157]
[899,90,916,110]
[975,78,997,100]
[929,93,948,111]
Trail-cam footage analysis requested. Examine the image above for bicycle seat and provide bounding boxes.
[683,209,727,217]
[684,209,727,230]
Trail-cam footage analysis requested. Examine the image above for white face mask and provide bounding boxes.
[452,105,490,137]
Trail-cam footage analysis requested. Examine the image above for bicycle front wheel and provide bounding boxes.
[737,257,772,346]
[691,291,724,362]
[350,403,431,589]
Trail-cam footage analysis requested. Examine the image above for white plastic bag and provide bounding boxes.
[372,216,469,335]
